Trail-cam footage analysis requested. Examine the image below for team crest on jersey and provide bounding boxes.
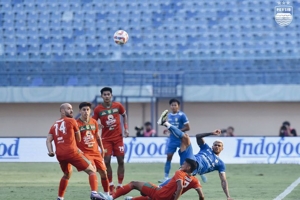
[274,1,293,26]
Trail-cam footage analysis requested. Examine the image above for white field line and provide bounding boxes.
[273,177,300,200]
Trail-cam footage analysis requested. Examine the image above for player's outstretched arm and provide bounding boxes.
[219,172,233,200]
[195,187,205,200]
[174,180,183,200]
[46,134,55,157]
[196,129,222,145]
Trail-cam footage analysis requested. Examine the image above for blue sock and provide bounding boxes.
[168,125,184,139]
[164,161,171,178]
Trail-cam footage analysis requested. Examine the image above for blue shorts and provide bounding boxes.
[165,137,181,154]
[178,145,198,175]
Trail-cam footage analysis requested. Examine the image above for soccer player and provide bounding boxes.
[99,158,204,200]
[76,102,110,195]
[159,98,190,183]
[92,87,129,194]
[46,103,103,200]
[157,110,233,200]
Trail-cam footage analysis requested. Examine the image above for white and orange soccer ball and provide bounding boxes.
[113,30,129,45]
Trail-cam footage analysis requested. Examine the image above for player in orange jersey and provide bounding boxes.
[92,87,129,194]
[99,158,204,200]
[46,103,103,200]
[76,102,110,196]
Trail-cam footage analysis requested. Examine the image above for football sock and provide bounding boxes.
[168,124,184,139]
[132,197,150,200]
[164,161,171,178]
[101,177,109,193]
[112,183,132,199]
[88,172,98,192]
[108,171,113,183]
[58,177,69,197]
[118,173,124,185]
[109,182,114,186]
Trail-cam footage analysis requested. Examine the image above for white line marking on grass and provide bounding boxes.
[273,177,300,200]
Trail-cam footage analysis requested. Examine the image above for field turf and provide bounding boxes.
[0,163,299,200]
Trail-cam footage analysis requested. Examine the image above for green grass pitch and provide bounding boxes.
[0,163,299,200]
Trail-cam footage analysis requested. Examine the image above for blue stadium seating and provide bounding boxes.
[0,0,299,86]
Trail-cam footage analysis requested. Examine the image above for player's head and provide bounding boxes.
[169,98,180,113]
[212,140,224,155]
[79,102,92,120]
[101,87,113,103]
[60,103,73,118]
[182,158,197,173]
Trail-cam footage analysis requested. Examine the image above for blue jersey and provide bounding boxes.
[194,143,226,175]
[168,111,189,131]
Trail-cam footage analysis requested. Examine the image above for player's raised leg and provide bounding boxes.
[108,181,155,200]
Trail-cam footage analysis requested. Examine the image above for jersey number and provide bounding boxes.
[54,121,66,136]
[183,180,191,188]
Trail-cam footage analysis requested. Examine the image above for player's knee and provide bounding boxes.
[63,172,72,179]
[117,157,125,165]
[98,169,107,178]
[167,154,173,161]
[182,133,190,143]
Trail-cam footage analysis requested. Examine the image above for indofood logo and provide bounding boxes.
[124,138,167,163]
[234,137,300,164]
[275,1,293,26]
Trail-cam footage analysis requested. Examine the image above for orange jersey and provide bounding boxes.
[49,117,80,160]
[92,102,126,141]
[157,170,201,199]
[76,118,100,156]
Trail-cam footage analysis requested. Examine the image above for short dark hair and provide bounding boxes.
[185,158,197,173]
[79,102,92,110]
[283,121,290,126]
[169,98,180,105]
[101,87,112,94]
[144,121,152,126]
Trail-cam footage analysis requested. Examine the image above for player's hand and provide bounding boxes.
[212,129,221,136]
[48,152,55,157]
[163,129,169,135]
[124,129,129,137]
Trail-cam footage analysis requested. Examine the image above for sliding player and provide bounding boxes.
[157,110,233,200]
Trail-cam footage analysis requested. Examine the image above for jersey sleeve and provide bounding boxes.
[218,161,226,173]
[94,119,100,139]
[199,143,210,150]
[118,102,126,115]
[70,118,79,132]
[191,177,201,188]
[92,106,99,120]
[49,124,55,135]
[181,112,189,124]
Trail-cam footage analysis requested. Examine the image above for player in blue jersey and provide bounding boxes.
[158,99,191,183]
[157,110,233,200]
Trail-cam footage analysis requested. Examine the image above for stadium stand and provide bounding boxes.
[0,0,299,86]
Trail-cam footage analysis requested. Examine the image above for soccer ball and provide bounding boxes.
[113,30,129,45]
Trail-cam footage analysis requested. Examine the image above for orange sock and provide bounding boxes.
[88,172,98,191]
[58,177,69,197]
[101,177,109,193]
[112,183,132,199]
[132,196,150,200]
[118,173,124,185]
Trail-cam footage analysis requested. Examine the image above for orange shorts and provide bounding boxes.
[59,152,91,173]
[85,154,106,171]
[141,182,159,200]
[103,139,124,157]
